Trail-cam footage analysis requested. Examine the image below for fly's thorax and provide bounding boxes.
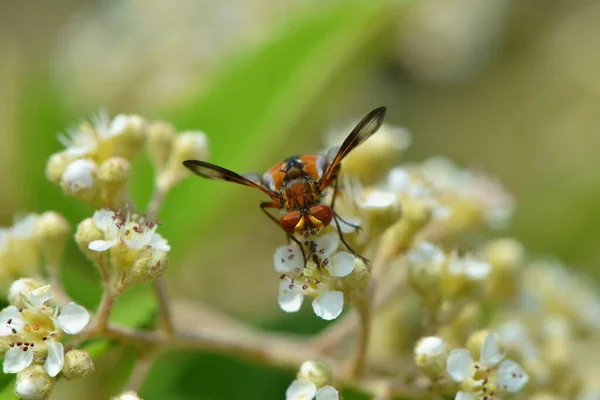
[281,178,321,211]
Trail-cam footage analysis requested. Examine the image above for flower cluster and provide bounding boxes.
[76,208,171,289]
[275,234,357,320]
[0,280,90,378]
[46,112,146,206]
[446,332,528,399]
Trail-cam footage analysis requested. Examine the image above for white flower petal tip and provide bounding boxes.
[45,342,65,377]
[328,252,355,277]
[274,246,304,274]
[3,346,34,374]
[497,359,529,393]
[286,379,317,400]
[278,281,304,313]
[446,349,473,382]
[58,302,90,334]
[480,333,504,366]
[88,239,117,252]
[312,291,344,320]
[316,386,339,400]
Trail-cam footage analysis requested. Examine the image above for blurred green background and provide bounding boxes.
[1,0,600,398]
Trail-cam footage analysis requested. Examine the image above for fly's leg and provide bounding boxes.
[260,201,307,264]
[328,173,369,264]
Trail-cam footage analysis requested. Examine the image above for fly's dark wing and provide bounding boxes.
[319,106,387,187]
[183,160,280,200]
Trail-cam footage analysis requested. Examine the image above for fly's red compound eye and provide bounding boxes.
[309,205,333,227]
[280,211,302,234]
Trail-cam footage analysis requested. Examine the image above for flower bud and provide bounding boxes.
[483,238,525,301]
[158,131,210,191]
[111,391,142,400]
[128,250,169,286]
[15,364,54,400]
[357,188,402,238]
[97,157,131,205]
[60,159,98,201]
[407,242,444,305]
[8,278,45,307]
[378,198,432,260]
[62,350,94,380]
[36,212,70,265]
[147,121,176,170]
[414,336,450,378]
[45,152,72,184]
[75,218,105,264]
[296,360,333,389]
[112,115,146,160]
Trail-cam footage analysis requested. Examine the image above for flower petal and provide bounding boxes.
[88,239,117,252]
[328,252,355,277]
[45,341,64,377]
[278,281,304,313]
[312,291,344,320]
[109,114,128,136]
[26,285,53,308]
[480,333,503,366]
[92,209,115,232]
[316,386,339,400]
[313,233,339,258]
[497,359,529,393]
[58,302,90,334]
[149,233,171,253]
[0,306,24,336]
[274,246,304,274]
[3,346,34,373]
[286,379,317,400]
[455,392,475,400]
[446,349,473,382]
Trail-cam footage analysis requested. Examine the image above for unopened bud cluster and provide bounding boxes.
[46,112,145,207]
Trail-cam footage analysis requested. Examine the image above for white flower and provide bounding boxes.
[286,379,338,400]
[274,233,355,320]
[58,111,129,157]
[447,333,528,399]
[88,208,170,252]
[387,167,451,219]
[0,283,90,377]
